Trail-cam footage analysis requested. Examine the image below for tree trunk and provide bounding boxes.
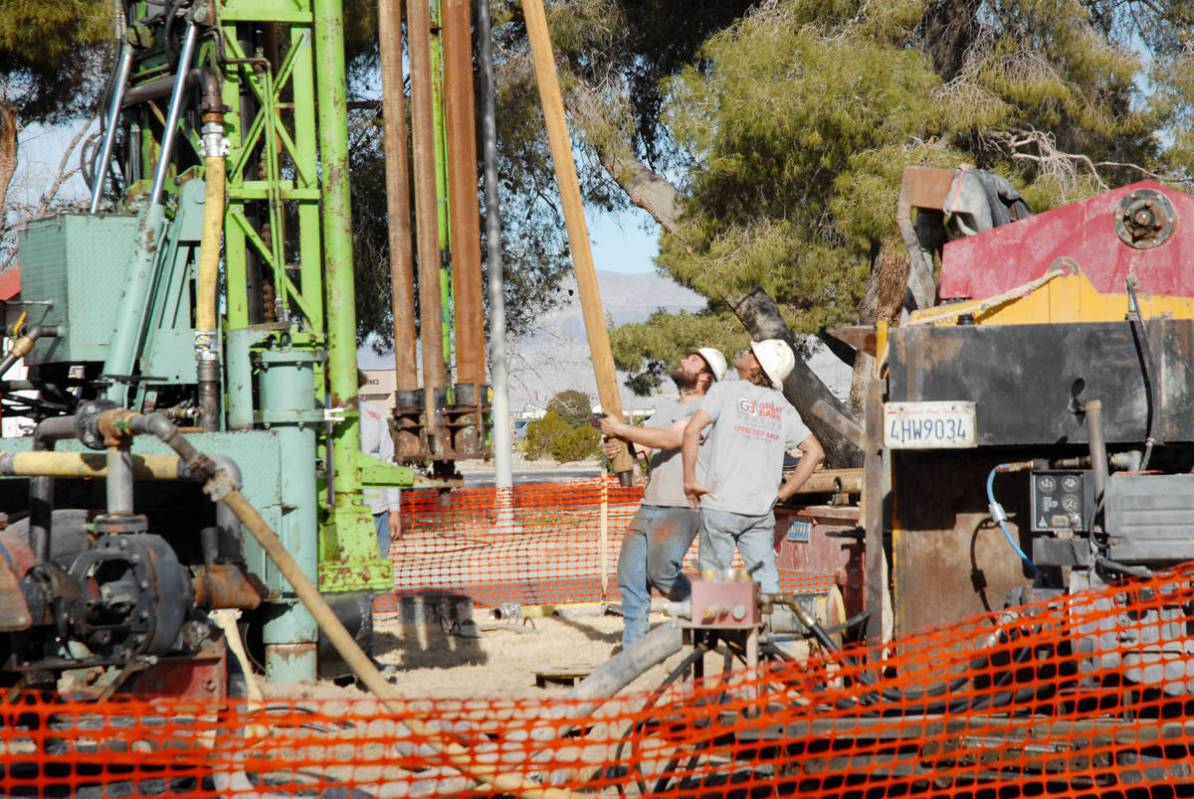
[849,236,911,413]
[914,0,982,80]
[0,102,19,241]
[597,143,681,233]
[727,288,863,468]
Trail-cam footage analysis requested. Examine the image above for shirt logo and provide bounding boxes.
[737,398,782,421]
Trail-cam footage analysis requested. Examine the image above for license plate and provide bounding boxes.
[884,401,977,449]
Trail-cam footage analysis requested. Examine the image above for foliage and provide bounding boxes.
[0,0,110,122]
[522,389,601,462]
[520,411,572,460]
[546,388,593,428]
[549,423,602,464]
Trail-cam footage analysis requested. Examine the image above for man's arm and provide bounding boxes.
[776,434,825,503]
[681,409,713,509]
[599,416,685,451]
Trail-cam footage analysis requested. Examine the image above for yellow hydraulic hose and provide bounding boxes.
[196,155,224,335]
[0,451,184,480]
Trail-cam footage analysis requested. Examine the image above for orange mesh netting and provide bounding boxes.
[374,478,837,612]
[5,561,1194,796]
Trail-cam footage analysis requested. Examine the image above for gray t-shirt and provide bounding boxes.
[698,380,812,516]
[641,396,703,508]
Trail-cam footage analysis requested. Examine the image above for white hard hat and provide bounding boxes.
[749,339,795,389]
[694,347,728,381]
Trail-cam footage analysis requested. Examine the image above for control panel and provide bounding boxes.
[1030,470,1093,532]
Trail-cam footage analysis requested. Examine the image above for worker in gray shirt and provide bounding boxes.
[360,399,402,558]
[600,346,727,646]
[681,339,824,592]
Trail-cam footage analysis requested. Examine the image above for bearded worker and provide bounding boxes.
[600,346,727,646]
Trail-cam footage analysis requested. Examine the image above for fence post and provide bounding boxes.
[600,470,610,601]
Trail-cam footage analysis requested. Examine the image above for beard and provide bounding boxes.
[670,364,700,391]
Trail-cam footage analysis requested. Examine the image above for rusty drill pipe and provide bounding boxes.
[379,0,419,394]
[443,0,486,392]
[379,0,425,461]
[408,0,446,441]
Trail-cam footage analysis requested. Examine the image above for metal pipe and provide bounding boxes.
[1086,399,1108,505]
[443,0,485,391]
[90,39,135,214]
[149,21,199,206]
[408,0,446,442]
[105,446,135,515]
[0,325,59,378]
[379,0,418,395]
[29,415,78,563]
[312,0,364,494]
[478,0,511,490]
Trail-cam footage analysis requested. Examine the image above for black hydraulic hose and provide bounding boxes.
[1096,555,1153,579]
[1126,276,1157,470]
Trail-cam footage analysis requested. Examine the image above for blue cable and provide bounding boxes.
[986,465,1038,577]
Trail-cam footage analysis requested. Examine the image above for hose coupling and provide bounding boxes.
[194,329,220,361]
[200,122,228,159]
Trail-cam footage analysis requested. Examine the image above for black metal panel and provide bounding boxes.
[888,320,1194,446]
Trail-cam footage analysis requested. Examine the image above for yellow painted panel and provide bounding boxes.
[910,270,1194,326]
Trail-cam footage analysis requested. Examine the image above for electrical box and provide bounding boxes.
[1030,470,1093,532]
[17,213,141,366]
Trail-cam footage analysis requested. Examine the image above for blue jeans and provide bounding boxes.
[618,505,700,646]
[375,512,390,558]
[699,508,779,593]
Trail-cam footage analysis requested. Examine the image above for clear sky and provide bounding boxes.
[588,207,659,275]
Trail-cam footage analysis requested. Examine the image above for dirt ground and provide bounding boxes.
[370,606,687,698]
[262,606,718,703]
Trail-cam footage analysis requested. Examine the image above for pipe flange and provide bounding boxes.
[74,399,121,450]
[1115,188,1176,250]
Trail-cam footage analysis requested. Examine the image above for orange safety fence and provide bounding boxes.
[6,562,1194,796]
[374,478,838,612]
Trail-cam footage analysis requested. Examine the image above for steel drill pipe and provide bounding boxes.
[409,0,447,439]
[478,0,512,488]
[379,0,419,394]
[443,0,485,390]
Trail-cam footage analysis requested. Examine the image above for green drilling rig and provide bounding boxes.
[0,0,490,693]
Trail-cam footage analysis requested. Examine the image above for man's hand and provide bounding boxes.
[598,415,625,438]
[600,439,623,461]
[684,478,713,509]
[388,512,402,542]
